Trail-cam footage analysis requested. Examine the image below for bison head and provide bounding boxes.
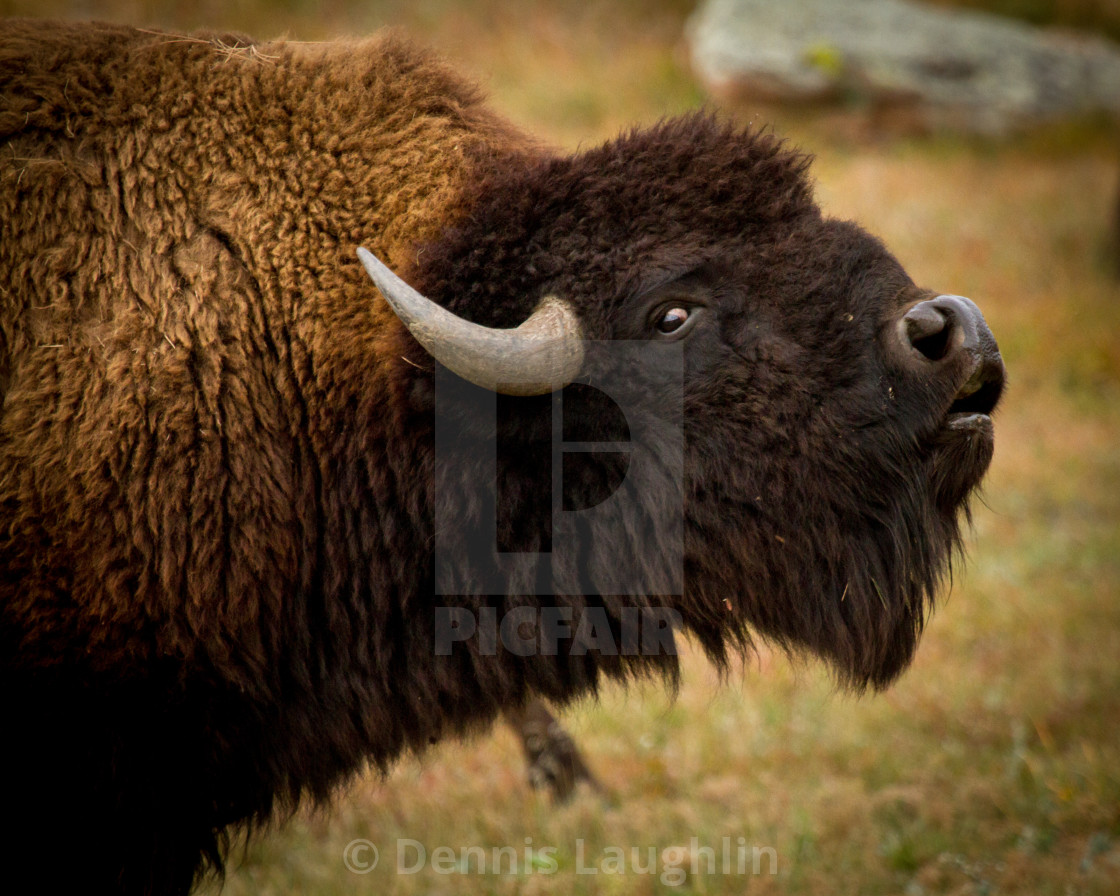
[360,115,1004,691]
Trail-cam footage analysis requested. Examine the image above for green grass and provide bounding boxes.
[6,2,1119,893]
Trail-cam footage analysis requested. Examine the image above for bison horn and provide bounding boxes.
[357,247,584,396]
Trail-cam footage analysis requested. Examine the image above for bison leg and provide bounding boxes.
[503,699,601,802]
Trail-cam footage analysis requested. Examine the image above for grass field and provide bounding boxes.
[5,1,1119,893]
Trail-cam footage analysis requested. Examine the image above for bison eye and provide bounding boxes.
[655,307,690,335]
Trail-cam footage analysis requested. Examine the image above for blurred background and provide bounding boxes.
[3,1,1117,893]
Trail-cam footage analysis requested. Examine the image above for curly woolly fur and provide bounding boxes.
[1,19,998,895]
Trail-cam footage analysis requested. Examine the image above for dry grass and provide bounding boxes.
[5,1,1119,893]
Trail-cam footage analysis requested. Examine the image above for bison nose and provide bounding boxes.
[898,295,1005,415]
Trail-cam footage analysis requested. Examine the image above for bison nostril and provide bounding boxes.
[898,295,1005,418]
[903,303,953,362]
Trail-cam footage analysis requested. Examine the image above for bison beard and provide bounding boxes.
[0,20,1003,896]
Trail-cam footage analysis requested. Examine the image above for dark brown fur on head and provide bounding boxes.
[413,114,989,690]
[0,20,998,896]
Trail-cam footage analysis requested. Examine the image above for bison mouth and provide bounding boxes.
[929,350,1004,512]
[943,349,1005,432]
[897,293,1005,439]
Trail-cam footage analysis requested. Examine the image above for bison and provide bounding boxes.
[0,19,1004,896]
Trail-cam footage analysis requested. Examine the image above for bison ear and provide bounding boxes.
[357,247,584,396]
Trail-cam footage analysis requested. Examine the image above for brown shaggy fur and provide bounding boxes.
[1,20,1001,895]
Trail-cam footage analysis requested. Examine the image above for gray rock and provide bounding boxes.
[687,0,1120,133]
